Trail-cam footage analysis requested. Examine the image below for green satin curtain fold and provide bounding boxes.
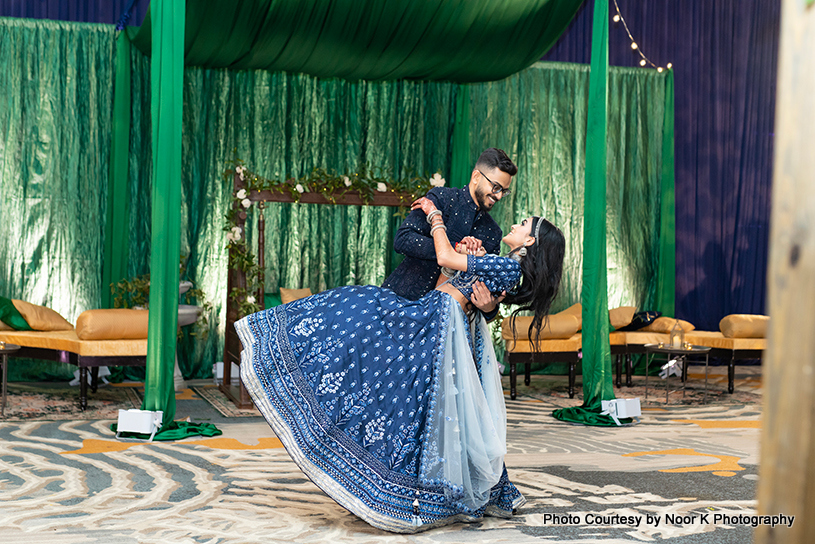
[0,18,116,380]
[129,0,585,83]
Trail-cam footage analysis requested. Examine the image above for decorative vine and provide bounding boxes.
[223,159,446,318]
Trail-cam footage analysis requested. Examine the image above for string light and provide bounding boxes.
[611,0,672,72]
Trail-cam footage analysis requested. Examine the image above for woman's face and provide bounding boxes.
[502,217,535,251]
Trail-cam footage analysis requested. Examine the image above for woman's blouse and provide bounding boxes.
[448,254,521,300]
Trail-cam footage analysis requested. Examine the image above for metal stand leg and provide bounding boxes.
[509,361,517,400]
[645,353,650,400]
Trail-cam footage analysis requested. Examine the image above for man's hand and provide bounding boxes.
[470,281,506,314]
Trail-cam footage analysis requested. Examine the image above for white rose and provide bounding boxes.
[236,189,247,199]
[226,231,236,242]
[430,173,446,187]
[231,226,242,235]
[296,184,305,193]
[241,198,252,208]
[377,182,388,192]
[246,295,256,304]
[343,176,351,187]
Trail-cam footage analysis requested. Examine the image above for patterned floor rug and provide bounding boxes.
[191,385,262,417]
[1,382,141,421]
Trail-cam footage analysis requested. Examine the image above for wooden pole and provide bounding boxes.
[756,1,815,542]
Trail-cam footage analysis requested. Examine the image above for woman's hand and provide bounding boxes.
[455,236,484,255]
[411,197,438,217]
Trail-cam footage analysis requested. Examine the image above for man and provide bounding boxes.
[382,147,516,317]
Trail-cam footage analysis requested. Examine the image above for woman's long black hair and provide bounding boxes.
[503,217,566,349]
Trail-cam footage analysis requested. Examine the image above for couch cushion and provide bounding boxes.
[641,316,696,334]
[280,288,313,305]
[609,306,637,330]
[76,309,149,340]
[502,314,581,341]
[719,314,769,338]
[12,299,74,331]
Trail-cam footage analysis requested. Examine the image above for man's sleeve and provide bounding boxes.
[392,190,442,261]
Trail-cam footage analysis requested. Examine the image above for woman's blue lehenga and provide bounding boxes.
[236,254,525,532]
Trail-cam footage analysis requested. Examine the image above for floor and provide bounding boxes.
[0,365,767,543]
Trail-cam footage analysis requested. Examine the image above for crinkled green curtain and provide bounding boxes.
[126,50,457,379]
[126,57,666,380]
[468,62,667,313]
[0,19,667,382]
[0,18,116,380]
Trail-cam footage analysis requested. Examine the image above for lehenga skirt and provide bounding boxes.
[235,285,524,533]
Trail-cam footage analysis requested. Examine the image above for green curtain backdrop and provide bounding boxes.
[0,18,670,385]
[0,18,116,380]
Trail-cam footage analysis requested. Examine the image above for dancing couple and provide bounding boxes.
[235,149,565,532]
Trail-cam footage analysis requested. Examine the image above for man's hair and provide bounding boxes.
[475,148,517,177]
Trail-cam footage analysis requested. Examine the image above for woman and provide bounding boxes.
[235,196,565,533]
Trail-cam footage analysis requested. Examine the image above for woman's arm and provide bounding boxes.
[411,197,469,272]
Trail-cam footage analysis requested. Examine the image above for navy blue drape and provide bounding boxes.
[544,0,780,330]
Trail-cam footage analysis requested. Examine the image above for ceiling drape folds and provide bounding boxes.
[128,0,584,81]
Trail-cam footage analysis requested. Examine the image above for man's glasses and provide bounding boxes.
[478,170,511,197]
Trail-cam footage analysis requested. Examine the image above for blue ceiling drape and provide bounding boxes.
[544,0,779,330]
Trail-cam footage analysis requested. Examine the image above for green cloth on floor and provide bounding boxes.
[552,405,631,427]
[111,420,222,441]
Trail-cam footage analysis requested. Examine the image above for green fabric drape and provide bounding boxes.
[102,31,132,309]
[467,62,668,314]
[450,85,472,189]
[1,17,671,387]
[125,61,457,379]
[552,0,618,426]
[656,70,676,317]
[128,0,585,82]
[121,57,670,382]
[0,18,116,381]
[142,0,185,425]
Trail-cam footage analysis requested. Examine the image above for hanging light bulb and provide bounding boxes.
[667,63,673,69]
[657,67,664,73]
[613,14,621,22]
[631,42,638,50]
[640,59,647,66]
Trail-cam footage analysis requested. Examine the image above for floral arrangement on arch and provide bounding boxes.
[223,159,446,317]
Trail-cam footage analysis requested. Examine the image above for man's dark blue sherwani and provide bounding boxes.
[382,186,503,300]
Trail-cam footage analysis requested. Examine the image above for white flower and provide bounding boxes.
[226,231,237,242]
[241,198,252,208]
[231,226,242,235]
[246,295,256,304]
[296,184,305,193]
[343,176,352,187]
[236,189,247,199]
[377,182,388,192]
[235,165,245,180]
[430,173,446,187]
